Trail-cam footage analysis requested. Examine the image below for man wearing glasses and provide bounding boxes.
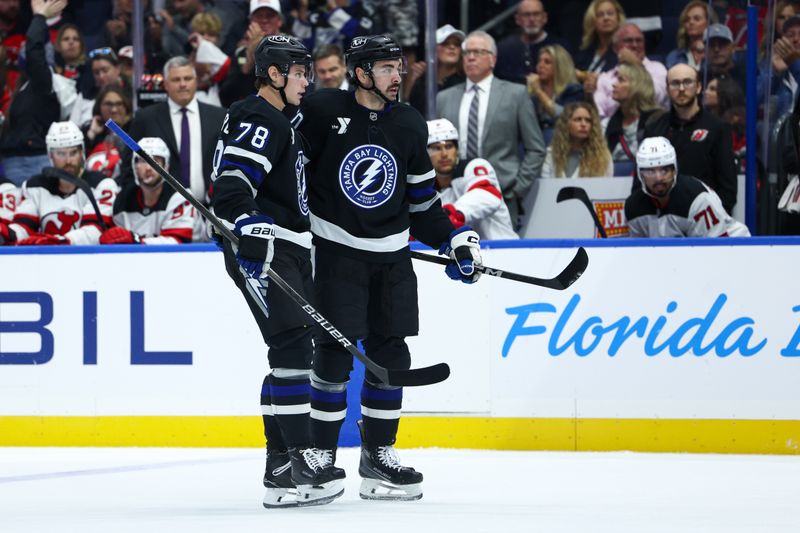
[438,30,545,229]
[642,63,738,215]
[70,47,129,128]
[592,23,668,119]
[495,0,570,85]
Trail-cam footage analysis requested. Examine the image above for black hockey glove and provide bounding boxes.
[233,213,275,279]
[439,226,482,284]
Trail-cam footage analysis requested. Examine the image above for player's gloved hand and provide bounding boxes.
[17,233,70,246]
[206,223,224,251]
[99,227,141,244]
[442,203,465,229]
[0,222,16,245]
[438,226,482,284]
[233,213,275,279]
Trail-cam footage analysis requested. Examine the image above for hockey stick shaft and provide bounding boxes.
[106,120,449,387]
[556,186,607,238]
[411,246,588,290]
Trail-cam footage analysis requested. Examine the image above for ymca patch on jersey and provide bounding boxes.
[690,129,709,142]
[338,144,397,209]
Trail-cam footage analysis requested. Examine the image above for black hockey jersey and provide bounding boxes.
[211,94,311,248]
[296,89,453,262]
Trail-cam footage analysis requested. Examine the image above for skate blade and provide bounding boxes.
[263,487,300,509]
[296,479,345,507]
[359,479,423,501]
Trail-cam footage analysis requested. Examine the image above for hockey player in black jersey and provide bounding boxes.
[295,34,484,501]
[209,34,345,508]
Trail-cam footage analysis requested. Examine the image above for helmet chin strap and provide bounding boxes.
[267,73,290,107]
[357,69,395,104]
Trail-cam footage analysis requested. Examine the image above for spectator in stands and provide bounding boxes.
[219,0,282,107]
[542,101,613,178]
[625,136,749,237]
[704,23,746,94]
[665,0,717,69]
[574,0,625,76]
[82,84,132,180]
[54,24,86,82]
[760,1,797,61]
[127,56,227,202]
[592,23,668,119]
[604,63,662,166]
[0,0,69,186]
[187,28,232,106]
[436,30,546,228]
[527,44,583,132]
[70,48,132,129]
[495,0,570,85]
[158,0,246,58]
[313,43,348,90]
[0,0,30,93]
[759,14,800,119]
[704,75,746,173]
[0,121,118,245]
[426,118,518,240]
[404,24,465,113]
[100,137,197,245]
[643,63,738,214]
[298,0,375,51]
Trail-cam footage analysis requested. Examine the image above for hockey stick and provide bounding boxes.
[410,246,588,291]
[106,119,449,388]
[42,167,109,230]
[556,186,607,238]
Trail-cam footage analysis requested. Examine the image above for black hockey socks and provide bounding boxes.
[268,370,312,449]
[360,381,402,446]
[310,373,348,450]
[260,374,287,451]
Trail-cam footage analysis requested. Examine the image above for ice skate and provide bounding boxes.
[358,444,423,501]
[289,447,346,506]
[262,450,299,508]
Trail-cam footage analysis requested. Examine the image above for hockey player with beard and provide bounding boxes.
[426,118,518,240]
[209,35,345,508]
[99,137,197,245]
[625,136,749,237]
[295,34,484,501]
[0,121,118,246]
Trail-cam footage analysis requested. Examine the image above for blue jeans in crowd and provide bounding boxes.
[3,155,51,186]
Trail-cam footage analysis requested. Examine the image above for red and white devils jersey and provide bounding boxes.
[112,184,197,244]
[11,170,118,244]
[625,173,750,238]
[439,158,518,240]
[0,179,21,223]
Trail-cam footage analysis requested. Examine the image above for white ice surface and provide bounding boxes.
[1,447,798,533]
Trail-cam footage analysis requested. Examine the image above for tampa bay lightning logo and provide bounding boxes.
[296,151,309,215]
[339,144,397,209]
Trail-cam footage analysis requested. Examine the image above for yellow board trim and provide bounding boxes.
[1,416,799,454]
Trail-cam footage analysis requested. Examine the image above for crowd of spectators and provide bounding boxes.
[0,0,793,244]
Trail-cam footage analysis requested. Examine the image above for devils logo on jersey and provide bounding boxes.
[42,210,80,235]
[338,144,397,209]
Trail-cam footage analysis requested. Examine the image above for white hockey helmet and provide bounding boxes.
[133,137,170,186]
[427,118,459,147]
[636,136,677,197]
[46,121,84,152]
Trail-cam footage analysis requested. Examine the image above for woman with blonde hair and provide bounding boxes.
[666,0,718,69]
[574,0,625,74]
[604,63,663,164]
[542,102,613,178]
[527,44,584,130]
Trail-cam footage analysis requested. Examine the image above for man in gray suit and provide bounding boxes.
[436,30,545,228]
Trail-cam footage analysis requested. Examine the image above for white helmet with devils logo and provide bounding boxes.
[132,137,170,186]
[636,136,678,198]
[427,118,459,147]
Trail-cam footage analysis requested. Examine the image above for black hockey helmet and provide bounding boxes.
[345,34,404,81]
[254,34,313,80]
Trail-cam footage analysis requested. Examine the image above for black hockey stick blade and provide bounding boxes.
[556,186,608,238]
[107,119,450,388]
[410,246,588,290]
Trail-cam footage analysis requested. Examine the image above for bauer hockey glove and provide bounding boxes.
[439,226,482,284]
[233,213,275,279]
[99,227,141,244]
